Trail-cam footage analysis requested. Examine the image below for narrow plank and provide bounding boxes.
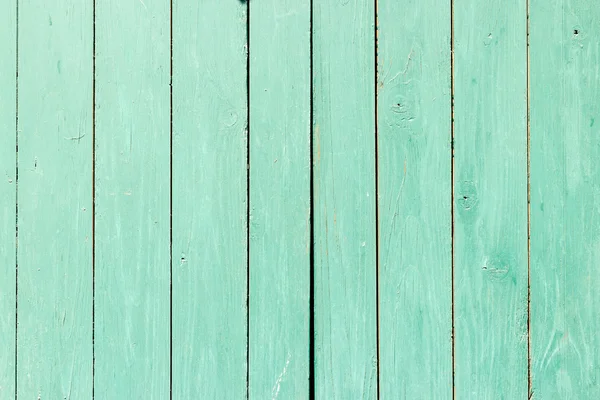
[94,0,170,397]
[530,3,600,398]
[453,0,528,397]
[312,0,377,397]
[0,0,16,396]
[249,0,311,398]
[171,0,248,397]
[16,0,93,396]
[377,0,452,397]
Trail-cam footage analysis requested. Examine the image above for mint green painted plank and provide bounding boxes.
[530,3,600,398]
[377,0,452,397]
[453,0,528,397]
[171,0,248,398]
[313,0,377,397]
[94,0,170,397]
[249,1,310,398]
[0,0,16,396]
[17,0,93,397]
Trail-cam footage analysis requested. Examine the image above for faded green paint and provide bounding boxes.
[94,0,170,397]
[313,0,377,398]
[377,0,452,397]
[453,0,528,397]
[16,0,93,397]
[172,0,248,398]
[249,1,311,398]
[4,2,600,398]
[0,0,16,396]
[530,2,600,398]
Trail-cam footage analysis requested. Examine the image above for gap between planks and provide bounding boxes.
[374,0,381,398]
[245,0,251,398]
[14,0,20,397]
[450,0,456,397]
[526,0,532,397]
[91,0,97,398]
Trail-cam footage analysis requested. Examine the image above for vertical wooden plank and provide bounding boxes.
[377,0,452,397]
[0,0,16,396]
[171,0,248,398]
[313,0,377,397]
[530,2,600,398]
[248,0,310,398]
[94,0,170,397]
[453,0,528,397]
[17,0,93,397]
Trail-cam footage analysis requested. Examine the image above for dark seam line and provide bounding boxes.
[526,0,532,398]
[450,0,456,397]
[14,0,19,397]
[309,0,315,398]
[91,0,96,397]
[169,0,174,397]
[374,0,380,398]
[245,1,251,398]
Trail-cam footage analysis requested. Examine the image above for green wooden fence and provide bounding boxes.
[1,0,599,398]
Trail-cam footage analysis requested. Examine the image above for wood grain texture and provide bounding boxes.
[94,0,170,397]
[377,0,452,397]
[171,0,248,398]
[530,3,600,398]
[249,1,311,398]
[9,3,600,398]
[312,0,377,397]
[453,0,528,397]
[16,0,93,397]
[0,0,16,396]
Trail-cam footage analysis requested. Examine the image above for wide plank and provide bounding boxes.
[249,0,311,398]
[94,0,170,397]
[313,0,377,397]
[530,2,600,398]
[172,0,248,398]
[377,0,452,397]
[453,0,528,397]
[17,0,93,396]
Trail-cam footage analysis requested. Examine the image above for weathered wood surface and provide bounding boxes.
[453,0,529,397]
[94,0,170,397]
[377,0,452,397]
[16,0,93,397]
[172,0,248,398]
[249,0,311,398]
[313,0,378,398]
[530,2,600,398]
[0,0,16,396]
[1,1,600,398]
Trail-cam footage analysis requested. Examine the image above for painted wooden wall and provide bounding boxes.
[0,0,599,398]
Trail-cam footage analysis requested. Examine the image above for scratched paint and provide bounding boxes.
[172,0,248,398]
[530,1,600,398]
[453,0,528,397]
[249,0,311,398]
[94,0,170,397]
[15,0,93,397]
[313,0,378,398]
[377,0,452,397]
[2,1,600,399]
